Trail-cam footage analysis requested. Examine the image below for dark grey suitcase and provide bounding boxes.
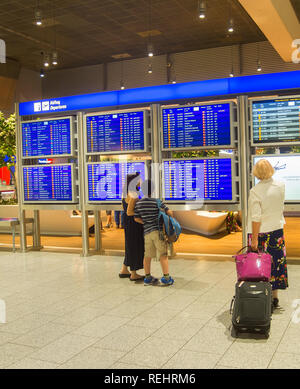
[230,281,272,338]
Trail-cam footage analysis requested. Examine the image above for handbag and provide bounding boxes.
[233,246,272,282]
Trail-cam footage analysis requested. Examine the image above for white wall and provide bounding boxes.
[41,40,300,99]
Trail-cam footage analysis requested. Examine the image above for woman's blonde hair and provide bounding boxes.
[253,159,275,181]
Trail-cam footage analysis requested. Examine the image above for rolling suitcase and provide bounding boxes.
[230,281,272,338]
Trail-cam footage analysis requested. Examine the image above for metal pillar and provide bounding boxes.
[94,210,102,253]
[151,104,161,198]
[238,96,250,247]
[77,112,90,256]
[33,210,42,249]
[15,103,27,252]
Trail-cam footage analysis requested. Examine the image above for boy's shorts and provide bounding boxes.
[144,231,167,258]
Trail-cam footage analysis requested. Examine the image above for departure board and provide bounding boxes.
[23,164,74,203]
[22,118,72,157]
[253,155,300,201]
[86,111,145,153]
[163,158,233,202]
[87,161,146,202]
[162,103,232,150]
[252,97,300,145]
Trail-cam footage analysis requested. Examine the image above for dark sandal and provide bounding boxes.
[119,273,131,278]
[273,298,279,308]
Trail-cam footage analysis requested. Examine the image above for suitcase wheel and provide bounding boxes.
[231,325,238,338]
[264,327,270,339]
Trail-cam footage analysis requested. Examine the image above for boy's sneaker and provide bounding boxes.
[144,276,159,286]
[160,276,174,286]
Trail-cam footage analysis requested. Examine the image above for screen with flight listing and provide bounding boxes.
[162,103,232,150]
[163,158,234,202]
[87,161,146,202]
[22,118,72,158]
[23,164,74,203]
[252,97,300,145]
[86,110,146,153]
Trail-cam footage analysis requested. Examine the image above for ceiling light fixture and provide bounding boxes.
[198,1,206,19]
[228,18,234,33]
[148,63,153,74]
[148,43,154,57]
[52,51,58,66]
[35,9,42,26]
[229,45,234,77]
[120,61,125,89]
[147,0,154,58]
[257,60,262,72]
[43,54,50,67]
[256,42,262,72]
[40,68,45,78]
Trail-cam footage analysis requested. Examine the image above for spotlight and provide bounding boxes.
[198,1,206,19]
[148,63,153,74]
[44,54,50,67]
[228,19,234,33]
[147,43,154,57]
[52,51,58,66]
[257,60,262,72]
[40,68,45,78]
[229,66,234,77]
[35,10,42,26]
[120,81,125,90]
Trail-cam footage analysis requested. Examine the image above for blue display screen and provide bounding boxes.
[162,103,231,149]
[87,162,146,201]
[86,111,145,153]
[252,98,300,144]
[23,164,73,202]
[22,118,72,157]
[163,158,233,201]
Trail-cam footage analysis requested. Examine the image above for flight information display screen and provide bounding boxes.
[163,158,233,201]
[162,103,232,149]
[87,161,146,202]
[22,118,72,157]
[86,111,145,153]
[23,164,74,202]
[253,154,300,201]
[252,97,300,145]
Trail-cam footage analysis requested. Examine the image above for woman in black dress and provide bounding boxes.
[119,172,144,281]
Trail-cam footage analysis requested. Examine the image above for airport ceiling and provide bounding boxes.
[291,0,300,23]
[0,0,266,72]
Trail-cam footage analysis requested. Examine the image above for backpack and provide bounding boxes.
[156,200,182,243]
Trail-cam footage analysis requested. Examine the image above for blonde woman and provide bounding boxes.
[248,159,288,310]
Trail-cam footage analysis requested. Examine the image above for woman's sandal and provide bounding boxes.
[119,273,131,278]
[273,298,279,309]
[130,276,145,282]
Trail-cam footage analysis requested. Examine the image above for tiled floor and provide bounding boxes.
[0,251,299,369]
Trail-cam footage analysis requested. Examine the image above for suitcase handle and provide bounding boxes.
[230,296,235,315]
[235,246,261,256]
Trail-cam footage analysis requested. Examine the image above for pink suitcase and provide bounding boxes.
[233,246,272,282]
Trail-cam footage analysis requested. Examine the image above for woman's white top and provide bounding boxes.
[247,178,285,234]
